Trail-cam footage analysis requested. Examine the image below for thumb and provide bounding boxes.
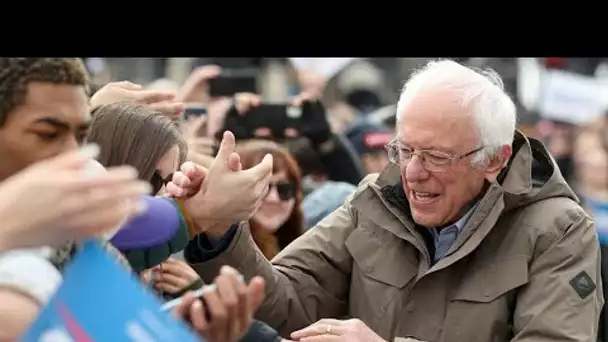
[171,292,196,319]
[38,144,100,171]
[247,276,265,312]
[227,152,242,172]
[244,153,273,180]
[213,131,236,169]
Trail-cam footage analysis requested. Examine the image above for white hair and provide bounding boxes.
[395,59,517,165]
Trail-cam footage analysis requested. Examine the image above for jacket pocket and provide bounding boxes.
[451,257,528,302]
[444,257,528,342]
[346,226,417,320]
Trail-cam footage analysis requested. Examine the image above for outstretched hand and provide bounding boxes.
[91,81,185,120]
[0,146,150,251]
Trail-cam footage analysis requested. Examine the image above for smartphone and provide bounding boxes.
[208,68,257,98]
[183,103,207,120]
[216,100,331,146]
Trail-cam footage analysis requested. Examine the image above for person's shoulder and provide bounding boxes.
[516,196,592,239]
[339,173,380,205]
[356,173,380,189]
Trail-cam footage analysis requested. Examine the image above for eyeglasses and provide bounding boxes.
[268,182,297,201]
[385,140,484,173]
[151,171,174,194]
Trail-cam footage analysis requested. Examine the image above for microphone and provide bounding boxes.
[83,160,181,251]
[110,196,181,251]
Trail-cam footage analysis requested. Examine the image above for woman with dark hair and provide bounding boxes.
[87,103,201,296]
[236,140,304,259]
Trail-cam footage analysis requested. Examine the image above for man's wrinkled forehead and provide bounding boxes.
[396,98,478,152]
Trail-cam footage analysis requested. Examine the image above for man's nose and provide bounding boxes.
[404,155,430,182]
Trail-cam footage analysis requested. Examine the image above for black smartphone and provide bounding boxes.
[216,100,331,146]
[208,68,258,98]
[208,76,257,98]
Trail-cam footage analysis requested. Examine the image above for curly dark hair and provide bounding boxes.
[0,58,90,127]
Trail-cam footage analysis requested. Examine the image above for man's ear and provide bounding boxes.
[484,145,512,182]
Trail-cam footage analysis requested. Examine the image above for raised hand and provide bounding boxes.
[178,65,222,104]
[91,81,185,120]
[0,145,150,251]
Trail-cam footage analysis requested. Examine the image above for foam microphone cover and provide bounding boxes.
[110,196,181,252]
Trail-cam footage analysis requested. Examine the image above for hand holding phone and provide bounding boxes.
[216,96,331,145]
[164,267,265,342]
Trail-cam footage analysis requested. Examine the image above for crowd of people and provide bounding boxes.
[0,57,604,342]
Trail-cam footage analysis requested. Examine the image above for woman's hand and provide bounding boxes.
[178,65,222,104]
[154,257,201,294]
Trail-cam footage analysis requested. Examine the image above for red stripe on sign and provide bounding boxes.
[58,302,95,342]
[364,132,393,148]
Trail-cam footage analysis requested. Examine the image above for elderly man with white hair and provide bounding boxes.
[170,59,603,342]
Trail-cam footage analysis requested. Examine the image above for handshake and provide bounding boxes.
[165,130,273,238]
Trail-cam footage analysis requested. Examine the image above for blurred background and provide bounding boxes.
[87,57,608,129]
[85,57,608,220]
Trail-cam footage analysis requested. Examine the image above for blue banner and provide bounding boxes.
[21,240,201,342]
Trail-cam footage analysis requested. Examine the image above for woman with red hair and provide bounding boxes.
[236,140,305,259]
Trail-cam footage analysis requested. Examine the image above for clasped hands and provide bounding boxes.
[165,129,272,237]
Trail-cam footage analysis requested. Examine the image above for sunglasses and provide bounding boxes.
[268,182,297,201]
[151,171,173,194]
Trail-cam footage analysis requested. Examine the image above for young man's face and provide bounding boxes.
[0,81,90,181]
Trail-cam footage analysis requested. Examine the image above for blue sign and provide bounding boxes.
[587,197,608,245]
[21,240,202,342]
